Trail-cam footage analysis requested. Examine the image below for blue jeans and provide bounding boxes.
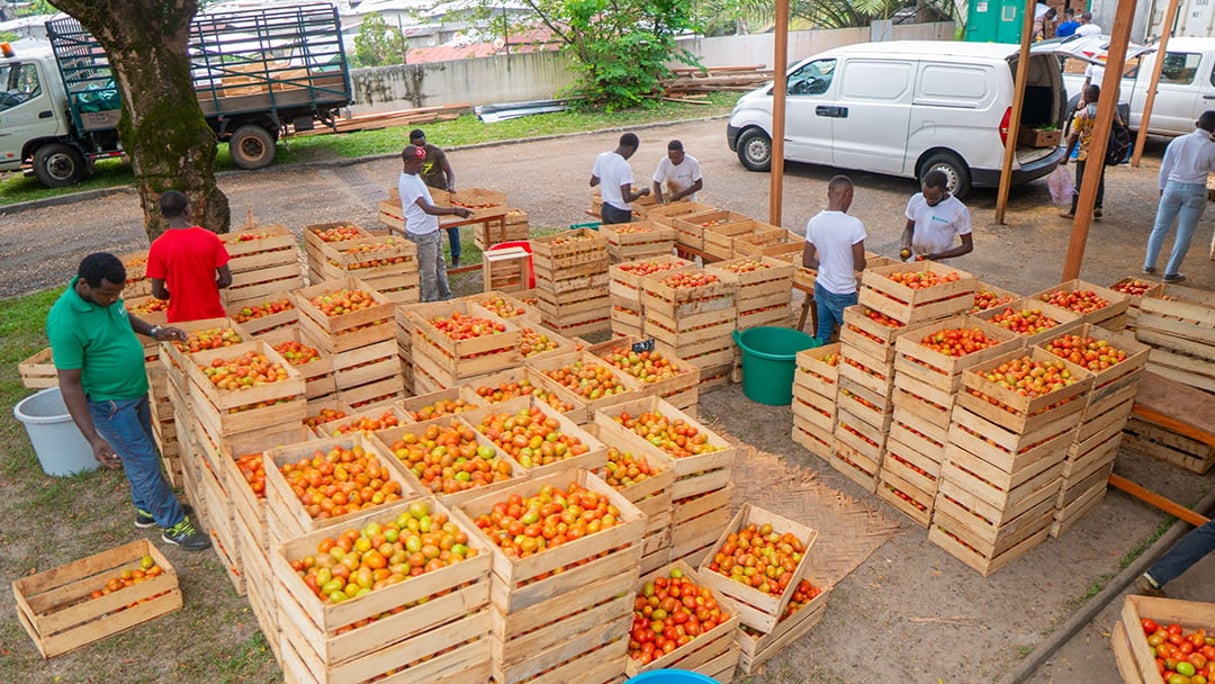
[1145,181,1207,276]
[1146,518,1215,587]
[814,282,857,345]
[445,227,461,265]
[87,396,183,528]
[407,230,452,302]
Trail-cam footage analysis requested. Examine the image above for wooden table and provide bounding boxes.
[386,206,510,276]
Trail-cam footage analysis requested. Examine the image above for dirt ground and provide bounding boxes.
[2,118,1213,683]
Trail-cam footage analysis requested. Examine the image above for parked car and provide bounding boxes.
[726,40,1073,197]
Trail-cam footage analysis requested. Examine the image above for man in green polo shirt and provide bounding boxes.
[47,253,210,551]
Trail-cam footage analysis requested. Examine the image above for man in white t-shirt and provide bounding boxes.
[590,132,650,224]
[901,170,974,261]
[398,144,472,302]
[1074,12,1100,36]
[804,175,867,344]
[651,140,703,204]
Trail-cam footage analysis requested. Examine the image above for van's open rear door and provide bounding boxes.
[1029,34,1155,64]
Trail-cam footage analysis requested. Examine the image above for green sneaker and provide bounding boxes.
[136,503,193,529]
[162,517,211,552]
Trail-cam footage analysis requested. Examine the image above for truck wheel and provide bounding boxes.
[229,125,276,170]
[919,151,972,199]
[33,143,85,187]
[736,128,772,172]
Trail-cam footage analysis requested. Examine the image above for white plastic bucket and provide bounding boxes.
[13,387,99,477]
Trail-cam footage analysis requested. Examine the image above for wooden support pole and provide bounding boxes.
[1132,0,1181,167]
[1108,474,1211,527]
[768,0,790,227]
[1061,0,1140,281]
[995,0,1037,225]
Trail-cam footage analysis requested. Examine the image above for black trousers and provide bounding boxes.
[1071,160,1106,212]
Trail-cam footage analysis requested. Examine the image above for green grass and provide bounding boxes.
[0,93,740,208]
[0,289,58,483]
[1119,517,1177,569]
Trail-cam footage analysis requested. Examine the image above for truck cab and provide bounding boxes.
[0,45,88,186]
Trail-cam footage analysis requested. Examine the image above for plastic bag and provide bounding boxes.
[1047,165,1075,206]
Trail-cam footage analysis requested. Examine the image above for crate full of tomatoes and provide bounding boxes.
[1112,594,1215,684]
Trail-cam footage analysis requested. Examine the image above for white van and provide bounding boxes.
[726,41,1071,197]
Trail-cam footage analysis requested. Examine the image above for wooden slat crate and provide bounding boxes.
[1123,417,1215,474]
[1115,594,1215,684]
[1107,276,1165,330]
[213,426,313,560]
[858,261,978,325]
[292,277,396,354]
[834,408,887,465]
[461,395,607,479]
[12,539,182,659]
[594,396,736,501]
[670,209,751,251]
[228,298,298,336]
[1027,278,1132,329]
[973,297,1084,347]
[124,295,169,326]
[396,386,479,422]
[793,383,836,433]
[893,314,1023,394]
[705,255,794,310]
[928,499,1053,577]
[589,338,700,410]
[463,367,587,424]
[450,187,507,209]
[837,377,893,429]
[968,281,1022,314]
[956,346,1095,436]
[792,420,834,461]
[472,290,543,324]
[473,208,529,250]
[609,257,697,330]
[828,439,880,493]
[158,316,253,376]
[839,306,912,364]
[302,222,371,263]
[837,346,894,398]
[794,343,841,399]
[262,434,419,542]
[735,572,831,675]
[702,218,783,261]
[669,482,735,567]
[877,464,935,528]
[1037,323,1149,404]
[482,247,531,293]
[19,348,57,389]
[183,340,307,444]
[639,200,714,228]
[695,503,818,633]
[220,223,297,269]
[119,250,152,299]
[310,404,410,439]
[371,416,528,507]
[272,498,494,684]
[405,301,521,383]
[530,228,609,271]
[623,561,741,681]
[526,350,645,418]
[1135,283,1215,391]
[596,445,675,575]
[641,267,738,321]
[1049,472,1110,539]
[257,326,338,400]
[600,221,677,262]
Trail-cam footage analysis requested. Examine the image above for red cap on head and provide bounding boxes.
[414,146,427,160]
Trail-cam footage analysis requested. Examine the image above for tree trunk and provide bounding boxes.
[51,0,230,240]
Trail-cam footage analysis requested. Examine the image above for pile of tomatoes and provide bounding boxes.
[173,327,242,354]
[885,270,961,289]
[970,289,1018,313]
[313,224,363,242]
[305,407,347,428]
[519,328,562,358]
[235,452,267,500]
[1044,335,1129,373]
[719,258,772,273]
[322,410,402,437]
[1113,279,1155,297]
[472,378,574,413]
[128,298,168,315]
[656,271,720,291]
[288,501,477,610]
[617,260,685,278]
[201,351,290,390]
[1041,288,1110,314]
[233,298,294,323]
[628,567,731,665]
[385,421,514,495]
[474,406,590,469]
[988,307,1060,335]
[469,482,621,560]
[981,356,1080,398]
[543,360,629,401]
[613,411,721,459]
[916,327,1000,358]
[278,445,405,519]
[599,447,662,490]
[479,295,528,319]
[1139,618,1215,683]
[407,397,476,422]
[600,347,684,384]
[309,289,378,316]
[273,339,321,366]
[705,522,806,596]
[429,312,508,340]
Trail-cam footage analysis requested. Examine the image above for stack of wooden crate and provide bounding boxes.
[639,200,713,230]
[599,220,676,263]
[119,250,152,299]
[532,228,612,338]
[1107,276,1164,333]
[931,347,1095,576]
[474,207,529,249]
[404,301,522,393]
[219,224,305,310]
[596,397,735,567]
[293,277,404,411]
[451,470,646,684]
[588,335,700,412]
[314,233,419,305]
[829,263,978,493]
[670,209,749,253]
[882,316,1020,527]
[1134,283,1215,392]
[596,445,676,574]
[302,222,370,285]
[707,255,794,382]
[791,343,841,462]
[640,266,738,391]
[608,255,694,338]
[733,229,804,261]
[1039,324,1149,537]
[702,218,784,261]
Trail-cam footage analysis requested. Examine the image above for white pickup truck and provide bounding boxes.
[1058,35,1215,136]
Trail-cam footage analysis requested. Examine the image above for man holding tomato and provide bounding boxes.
[1137,518,1215,598]
[399,144,472,302]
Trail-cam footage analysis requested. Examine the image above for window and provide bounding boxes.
[841,60,911,100]
[787,59,836,96]
[0,62,41,112]
[1159,52,1201,85]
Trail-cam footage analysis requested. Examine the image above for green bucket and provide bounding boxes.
[732,327,818,405]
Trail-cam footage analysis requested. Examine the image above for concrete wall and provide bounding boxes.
[348,22,957,114]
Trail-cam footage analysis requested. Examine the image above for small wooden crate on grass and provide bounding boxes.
[482,246,531,293]
[449,470,645,684]
[973,297,1084,347]
[696,503,818,633]
[735,571,832,675]
[1027,279,1132,330]
[18,348,56,389]
[600,220,677,262]
[859,261,978,324]
[623,561,741,682]
[461,395,608,479]
[671,209,750,252]
[184,339,307,444]
[292,277,395,354]
[1114,594,1215,684]
[12,539,182,659]
[257,326,337,400]
[272,498,494,684]
[669,482,735,567]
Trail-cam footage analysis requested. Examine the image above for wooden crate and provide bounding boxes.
[1116,594,1215,684]
[1036,323,1149,402]
[450,187,506,208]
[640,200,714,228]
[474,208,530,250]
[460,395,607,479]
[883,434,942,495]
[600,221,677,262]
[695,503,818,633]
[221,223,297,267]
[972,297,1084,347]
[471,290,543,324]
[623,561,741,681]
[670,210,750,251]
[261,434,418,542]
[463,367,587,424]
[525,350,645,418]
[18,347,57,389]
[257,326,337,400]
[482,246,532,293]
[702,218,782,261]
[292,277,395,354]
[1108,276,1165,330]
[956,346,1095,435]
[928,506,1052,577]
[1123,417,1215,474]
[828,440,880,493]
[1049,475,1109,539]
[272,499,494,684]
[735,572,831,675]
[326,337,401,394]
[705,255,795,310]
[669,483,735,567]
[594,396,736,501]
[609,255,695,310]
[213,426,313,556]
[12,539,182,659]
[184,339,307,442]
[371,416,528,507]
[589,338,700,409]
[794,343,841,399]
[837,346,893,398]
[858,261,978,324]
[793,383,835,433]
[968,282,1022,314]
[893,314,1023,392]
[1027,279,1132,328]
[228,298,299,336]
[315,234,417,283]
[938,438,1066,523]
[531,228,609,270]
[833,409,887,464]
[837,376,893,428]
[1136,283,1215,391]
[839,306,913,363]
[792,421,834,461]
[877,466,934,528]
[640,267,738,321]
[124,295,169,326]
[158,316,254,375]
[310,404,411,439]
[303,222,371,259]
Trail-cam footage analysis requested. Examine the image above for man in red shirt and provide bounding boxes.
[146,191,232,322]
